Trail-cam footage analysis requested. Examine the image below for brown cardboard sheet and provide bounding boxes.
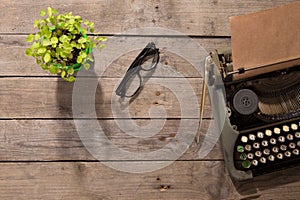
[230,2,300,80]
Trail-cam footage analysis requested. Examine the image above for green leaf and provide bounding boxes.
[59,51,68,59]
[59,35,69,43]
[43,53,51,63]
[76,44,82,49]
[77,55,83,63]
[32,42,40,49]
[47,7,52,17]
[42,40,51,46]
[40,10,46,17]
[34,20,39,28]
[78,37,87,44]
[37,47,47,54]
[35,34,41,41]
[71,41,77,47]
[74,15,81,20]
[87,54,94,62]
[41,64,48,70]
[45,30,52,39]
[81,28,87,35]
[95,36,107,42]
[80,51,87,58]
[25,48,33,56]
[51,37,58,44]
[69,18,75,24]
[50,17,57,26]
[62,43,72,51]
[61,70,66,78]
[36,58,41,65]
[67,68,74,75]
[66,76,76,82]
[52,8,58,14]
[83,63,90,70]
[50,25,56,31]
[26,34,34,42]
[49,65,59,74]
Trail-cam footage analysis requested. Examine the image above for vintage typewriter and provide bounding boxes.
[203,2,300,180]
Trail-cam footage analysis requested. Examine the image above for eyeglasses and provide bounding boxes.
[115,42,160,98]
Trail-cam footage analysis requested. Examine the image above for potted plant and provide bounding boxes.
[25,7,106,82]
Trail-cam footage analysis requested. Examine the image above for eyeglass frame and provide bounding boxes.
[115,42,160,98]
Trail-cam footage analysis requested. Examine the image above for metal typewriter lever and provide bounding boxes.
[202,53,254,180]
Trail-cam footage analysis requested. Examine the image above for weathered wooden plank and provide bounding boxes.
[0,0,297,36]
[0,119,221,161]
[0,35,231,76]
[0,161,299,199]
[0,77,213,119]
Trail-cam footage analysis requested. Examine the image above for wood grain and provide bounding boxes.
[0,35,231,76]
[0,119,221,161]
[0,161,299,200]
[0,0,297,36]
[0,77,212,119]
[0,161,234,199]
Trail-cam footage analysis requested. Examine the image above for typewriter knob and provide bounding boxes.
[233,89,258,115]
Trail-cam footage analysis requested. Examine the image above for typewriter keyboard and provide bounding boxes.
[235,120,300,175]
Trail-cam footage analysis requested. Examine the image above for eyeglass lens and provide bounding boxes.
[140,50,159,71]
[123,70,142,97]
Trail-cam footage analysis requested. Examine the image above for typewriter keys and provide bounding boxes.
[272,146,279,153]
[289,143,296,149]
[251,160,258,166]
[293,149,299,155]
[287,134,293,140]
[241,136,248,143]
[247,153,254,159]
[283,125,290,132]
[234,120,300,172]
[268,155,275,161]
[262,140,268,147]
[278,136,285,143]
[291,124,298,130]
[274,128,281,134]
[280,145,287,151]
[242,160,251,168]
[253,142,260,149]
[259,157,267,164]
[255,151,262,157]
[249,134,256,141]
[265,130,272,137]
[263,149,270,155]
[285,151,292,157]
[270,138,277,145]
[277,153,284,159]
[257,131,264,138]
[245,144,252,151]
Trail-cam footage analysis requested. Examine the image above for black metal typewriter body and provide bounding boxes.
[210,48,300,180]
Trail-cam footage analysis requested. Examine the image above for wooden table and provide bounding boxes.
[0,0,299,199]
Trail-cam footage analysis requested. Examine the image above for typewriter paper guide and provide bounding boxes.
[230,2,300,80]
